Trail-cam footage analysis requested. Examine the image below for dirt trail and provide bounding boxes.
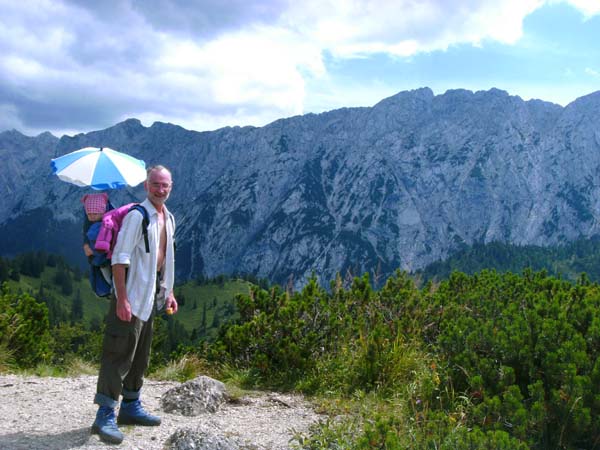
[0,374,322,450]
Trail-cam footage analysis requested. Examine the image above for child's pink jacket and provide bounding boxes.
[94,203,137,258]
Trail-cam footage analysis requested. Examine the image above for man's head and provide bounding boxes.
[145,165,173,209]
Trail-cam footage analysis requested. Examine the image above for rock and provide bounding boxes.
[160,376,228,416]
[5,88,600,287]
[164,429,242,450]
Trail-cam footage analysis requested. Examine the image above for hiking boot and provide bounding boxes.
[117,399,161,426]
[91,406,124,444]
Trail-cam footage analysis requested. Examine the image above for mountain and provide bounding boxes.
[2,87,600,286]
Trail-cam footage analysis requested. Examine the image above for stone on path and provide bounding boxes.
[164,428,246,450]
[161,375,229,416]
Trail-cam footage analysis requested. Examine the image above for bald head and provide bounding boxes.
[144,165,173,209]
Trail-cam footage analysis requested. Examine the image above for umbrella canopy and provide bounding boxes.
[51,147,147,190]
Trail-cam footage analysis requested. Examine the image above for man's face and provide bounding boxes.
[145,169,172,208]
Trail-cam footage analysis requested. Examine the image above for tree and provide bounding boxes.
[46,254,58,267]
[72,266,83,282]
[211,311,221,329]
[167,320,190,354]
[37,281,46,302]
[177,289,186,307]
[0,258,9,283]
[89,316,102,333]
[200,301,207,335]
[54,266,73,296]
[17,252,45,278]
[40,290,70,327]
[223,300,235,316]
[215,274,226,287]
[9,268,20,281]
[71,289,84,323]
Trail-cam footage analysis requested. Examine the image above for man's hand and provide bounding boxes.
[112,263,131,321]
[116,297,132,322]
[165,292,178,315]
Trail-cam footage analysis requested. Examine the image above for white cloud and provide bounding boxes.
[585,67,599,76]
[561,0,600,17]
[281,0,545,57]
[0,0,598,136]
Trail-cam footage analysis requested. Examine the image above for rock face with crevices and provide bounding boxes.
[161,375,229,416]
[3,88,600,287]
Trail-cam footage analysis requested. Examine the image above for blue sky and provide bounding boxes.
[1,0,599,137]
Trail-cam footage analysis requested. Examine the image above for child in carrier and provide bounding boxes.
[81,193,113,296]
[82,193,110,258]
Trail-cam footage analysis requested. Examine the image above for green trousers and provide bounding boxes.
[94,294,156,408]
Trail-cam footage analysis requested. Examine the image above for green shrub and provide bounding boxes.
[0,283,52,368]
[426,270,600,449]
[217,269,600,449]
[0,342,15,373]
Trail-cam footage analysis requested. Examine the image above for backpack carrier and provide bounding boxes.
[86,203,150,297]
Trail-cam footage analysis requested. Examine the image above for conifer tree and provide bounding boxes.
[200,301,207,335]
[71,289,83,323]
[0,258,9,283]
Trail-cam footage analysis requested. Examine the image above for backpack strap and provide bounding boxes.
[128,204,150,253]
[167,211,176,251]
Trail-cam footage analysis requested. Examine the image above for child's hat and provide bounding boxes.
[81,193,108,214]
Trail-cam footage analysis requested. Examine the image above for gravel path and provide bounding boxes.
[0,375,323,450]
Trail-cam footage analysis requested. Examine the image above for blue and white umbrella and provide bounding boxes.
[51,147,146,190]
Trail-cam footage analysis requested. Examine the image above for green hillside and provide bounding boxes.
[4,256,109,327]
[1,252,251,340]
[416,238,600,283]
[173,278,251,340]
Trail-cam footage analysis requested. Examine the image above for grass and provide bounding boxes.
[292,392,408,449]
[173,279,251,335]
[149,353,216,382]
[14,357,99,378]
[0,344,16,374]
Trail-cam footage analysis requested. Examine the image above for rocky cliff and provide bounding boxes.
[2,87,600,286]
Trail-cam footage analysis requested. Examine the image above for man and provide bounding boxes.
[92,165,178,444]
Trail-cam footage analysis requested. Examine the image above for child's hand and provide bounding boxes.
[83,244,93,257]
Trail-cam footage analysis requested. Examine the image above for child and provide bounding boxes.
[81,193,109,258]
[81,193,113,297]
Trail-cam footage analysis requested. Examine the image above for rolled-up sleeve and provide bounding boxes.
[111,211,143,266]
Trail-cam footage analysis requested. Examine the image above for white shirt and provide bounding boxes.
[111,198,176,322]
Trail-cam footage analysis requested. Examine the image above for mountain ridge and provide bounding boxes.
[2,87,600,286]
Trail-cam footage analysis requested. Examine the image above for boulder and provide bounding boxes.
[164,428,243,450]
[160,375,228,416]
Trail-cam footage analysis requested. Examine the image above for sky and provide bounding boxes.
[1,0,599,137]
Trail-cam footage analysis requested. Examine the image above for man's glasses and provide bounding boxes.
[150,182,172,189]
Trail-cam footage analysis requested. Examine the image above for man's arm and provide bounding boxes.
[113,263,132,321]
